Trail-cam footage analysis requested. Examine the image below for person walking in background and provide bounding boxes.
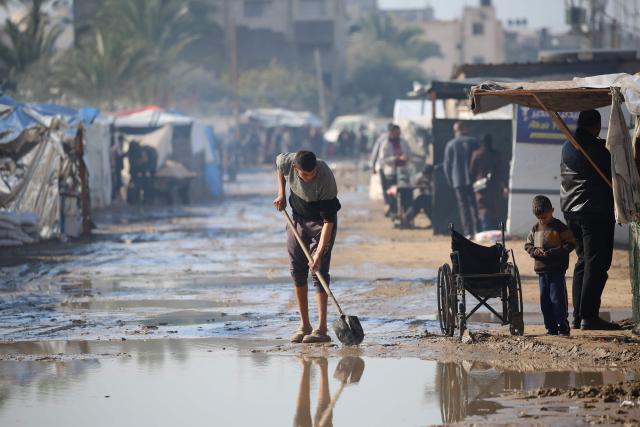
[469,134,508,231]
[525,196,576,336]
[560,110,619,331]
[378,124,411,217]
[444,122,479,238]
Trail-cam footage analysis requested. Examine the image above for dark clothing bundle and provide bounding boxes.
[560,127,615,322]
[524,218,576,273]
[560,127,614,220]
[289,192,341,224]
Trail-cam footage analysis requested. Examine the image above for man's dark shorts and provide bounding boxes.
[287,213,337,293]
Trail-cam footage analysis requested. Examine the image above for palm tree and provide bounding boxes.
[56,30,154,108]
[0,0,61,87]
[358,13,441,61]
[95,0,220,104]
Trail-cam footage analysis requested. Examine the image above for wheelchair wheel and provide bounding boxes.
[437,264,456,336]
[507,263,524,336]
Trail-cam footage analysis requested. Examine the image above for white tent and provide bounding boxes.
[113,106,193,128]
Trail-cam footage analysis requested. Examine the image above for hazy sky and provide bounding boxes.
[377,0,569,32]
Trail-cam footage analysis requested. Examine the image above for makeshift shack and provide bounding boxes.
[469,72,640,323]
[0,97,99,245]
[112,106,221,203]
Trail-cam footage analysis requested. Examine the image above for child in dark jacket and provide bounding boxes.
[525,195,576,336]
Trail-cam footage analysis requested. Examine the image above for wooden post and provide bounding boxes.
[530,92,612,189]
[76,125,92,236]
[431,91,437,121]
[314,48,327,129]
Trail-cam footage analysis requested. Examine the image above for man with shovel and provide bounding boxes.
[274,151,341,343]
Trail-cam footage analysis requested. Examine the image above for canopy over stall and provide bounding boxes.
[470,73,640,188]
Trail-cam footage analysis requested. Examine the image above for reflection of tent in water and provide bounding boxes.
[469,72,640,325]
[0,96,110,246]
[112,105,222,202]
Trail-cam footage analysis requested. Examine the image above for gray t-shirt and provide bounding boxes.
[276,152,338,202]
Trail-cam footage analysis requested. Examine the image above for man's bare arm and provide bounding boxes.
[273,172,287,211]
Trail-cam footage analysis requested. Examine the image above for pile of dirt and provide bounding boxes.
[526,380,640,405]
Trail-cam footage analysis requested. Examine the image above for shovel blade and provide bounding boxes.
[332,315,364,346]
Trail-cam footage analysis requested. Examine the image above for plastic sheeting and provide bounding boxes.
[0,96,102,245]
[112,106,192,127]
[606,88,640,224]
[243,108,322,128]
[1,126,64,239]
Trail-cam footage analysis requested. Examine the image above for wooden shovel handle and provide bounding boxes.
[282,210,344,316]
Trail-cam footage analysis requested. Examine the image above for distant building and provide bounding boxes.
[72,0,348,94]
[72,0,99,44]
[215,0,348,94]
[384,1,504,80]
[452,49,640,81]
[345,0,377,23]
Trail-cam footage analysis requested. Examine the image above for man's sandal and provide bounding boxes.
[301,329,331,344]
[290,327,312,343]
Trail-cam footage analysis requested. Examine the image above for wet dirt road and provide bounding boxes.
[0,166,436,344]
[2,165,640,426]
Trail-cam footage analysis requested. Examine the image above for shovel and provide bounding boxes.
[282,210,365,346]
[317,356,366,426]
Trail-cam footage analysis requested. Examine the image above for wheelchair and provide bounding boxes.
[437,224,524,337]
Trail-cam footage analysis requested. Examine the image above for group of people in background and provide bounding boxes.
[444,121,508,237]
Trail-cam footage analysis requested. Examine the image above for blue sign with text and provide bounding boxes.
[515,106,578,144]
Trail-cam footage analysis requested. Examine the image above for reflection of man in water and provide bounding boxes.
[294,356,365,427]
[294,357,333,427]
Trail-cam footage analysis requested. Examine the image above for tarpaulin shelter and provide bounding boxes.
[0,96,100,245]
[112,106,222,201]
[243,108,322,129]
[470,72,640,324]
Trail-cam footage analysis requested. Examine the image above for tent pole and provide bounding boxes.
[530,92,612,189]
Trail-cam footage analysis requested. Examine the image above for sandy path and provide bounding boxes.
[333,184,632,311]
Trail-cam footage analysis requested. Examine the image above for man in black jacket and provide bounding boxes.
[560,110,619,330]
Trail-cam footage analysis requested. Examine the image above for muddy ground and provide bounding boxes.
[1,163,639,426]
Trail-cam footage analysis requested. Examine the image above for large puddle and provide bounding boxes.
[0,339,637,426]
